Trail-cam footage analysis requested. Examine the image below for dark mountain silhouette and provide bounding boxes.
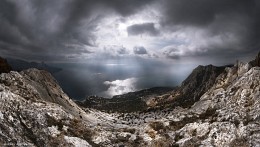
[6,58,62,74]
[0,56,12,73]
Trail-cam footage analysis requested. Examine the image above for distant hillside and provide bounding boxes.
[76,87,175,113]
[7,58,62,74]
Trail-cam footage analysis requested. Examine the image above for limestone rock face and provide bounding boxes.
[177,64,228,107]
[145,64,229,109]
[183,64,260,146]
[0,69,97,146]
[0,69,95,121]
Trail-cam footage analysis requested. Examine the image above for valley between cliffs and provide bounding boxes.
[0,52,259,146]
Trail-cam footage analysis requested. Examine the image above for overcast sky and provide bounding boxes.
[0,0,259,99]
[0,0,259,62]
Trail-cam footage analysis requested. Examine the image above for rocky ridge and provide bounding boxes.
[146,64,231,109]
[0,68,99,146]
[7,58,62,74]
[0,53,259,146]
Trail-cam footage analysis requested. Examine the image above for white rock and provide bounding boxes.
[64,136,92,147]
[0,112,4,120]
[47,126,60,137]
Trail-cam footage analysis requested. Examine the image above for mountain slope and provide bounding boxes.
[0,53,259,146]
[182,61,260,146]
[0,68,99,146]
[145,64,230,109]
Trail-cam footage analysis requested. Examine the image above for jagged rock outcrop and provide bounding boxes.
[0,57,12,74]
[0,69,98,146]
[145,64,230,109]
[170,61,260,146]
[179,65,228,103]
[0,68,96,121]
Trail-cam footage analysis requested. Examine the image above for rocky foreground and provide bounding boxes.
[0,53,260,146]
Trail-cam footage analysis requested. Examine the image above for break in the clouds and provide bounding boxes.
[0,0,155,61]
[103,78,137,97]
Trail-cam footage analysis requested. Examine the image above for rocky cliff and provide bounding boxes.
[0,68,98,146]
[0,53,260,146]
[145,64,231,109]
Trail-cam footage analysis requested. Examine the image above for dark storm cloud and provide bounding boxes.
[133,46,148,54]
[0,0,154,61]
[160,0,260,56]
[0,0,259,61]
[127,23,159,36]
[160,0,254,26]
